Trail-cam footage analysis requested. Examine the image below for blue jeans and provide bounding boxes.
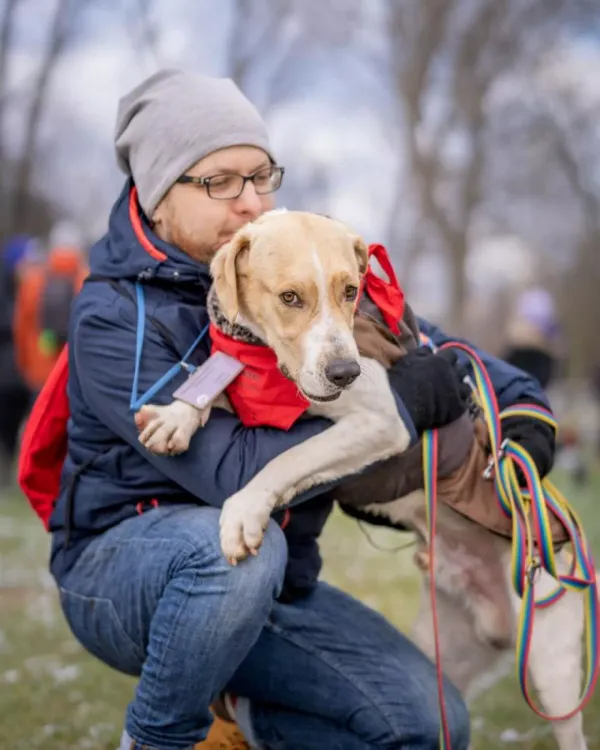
[56,505,470,750]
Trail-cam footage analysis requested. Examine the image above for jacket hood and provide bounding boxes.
[88,180,212,287]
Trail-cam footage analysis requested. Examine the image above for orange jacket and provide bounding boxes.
[13,247,87,391]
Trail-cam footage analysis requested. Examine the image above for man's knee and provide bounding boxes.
[222,518,288,604]
[370,678,470,749]
[416,682,470,750]
[175,510,288,608]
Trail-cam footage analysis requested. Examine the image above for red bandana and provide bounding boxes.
[210,243,404,430]
[209,323,310,430]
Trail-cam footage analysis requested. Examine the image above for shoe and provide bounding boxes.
[195,715,250,749]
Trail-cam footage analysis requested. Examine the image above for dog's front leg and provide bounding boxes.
[220,368,411,564]
[220,411,409,564]
[515,555,588,750]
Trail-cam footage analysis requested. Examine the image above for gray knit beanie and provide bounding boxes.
[115,69,274,217]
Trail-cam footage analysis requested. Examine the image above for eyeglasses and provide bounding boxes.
[176,165,285,200]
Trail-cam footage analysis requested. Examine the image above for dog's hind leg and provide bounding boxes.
[509,558,587,750]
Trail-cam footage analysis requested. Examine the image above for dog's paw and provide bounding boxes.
[135,403,198,455]
[219,492,272,565]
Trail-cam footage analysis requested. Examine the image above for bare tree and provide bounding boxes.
[120,0,163,73]
[353,0,596,332]
[0,0,18,91]
[223,0,359,214]
[226,0,297,106]
[227,0,365,113]
[0,0,21,233]
[8,0,71,235]
[383,0,566,331]
[134,0,162,69]
[482,73,600,374]
[1,0,92,240]
[541,105,600,377]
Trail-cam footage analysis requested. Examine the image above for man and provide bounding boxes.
[49,70,553,750]
[501,285,562,390]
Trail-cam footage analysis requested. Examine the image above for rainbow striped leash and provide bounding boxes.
[420,337,599,749]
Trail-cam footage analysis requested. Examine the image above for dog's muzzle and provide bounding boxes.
[324,358,361,389]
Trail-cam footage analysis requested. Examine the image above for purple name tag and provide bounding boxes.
[173,352,245,410]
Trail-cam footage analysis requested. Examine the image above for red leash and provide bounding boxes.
[422,428,453,749]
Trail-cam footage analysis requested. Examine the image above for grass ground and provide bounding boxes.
[1,470,599,749]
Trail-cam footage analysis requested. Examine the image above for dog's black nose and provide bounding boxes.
[324,359,361,388]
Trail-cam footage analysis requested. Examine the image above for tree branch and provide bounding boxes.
[8,0,73,235]
[0,0,21,235]
[227,0,292,93]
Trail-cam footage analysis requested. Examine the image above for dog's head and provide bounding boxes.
[210,210,368,402]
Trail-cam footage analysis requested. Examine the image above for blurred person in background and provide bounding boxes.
[501,285,561,390]
[13,222,88,397]
[0,235,38,487]
[502,285,588,484]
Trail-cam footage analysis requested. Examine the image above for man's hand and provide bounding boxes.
[387,347,472,435]
[501,404,556,483]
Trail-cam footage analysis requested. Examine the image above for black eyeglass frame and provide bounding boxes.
[176,165,285,200]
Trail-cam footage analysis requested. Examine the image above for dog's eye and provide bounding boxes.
[280,290,301,306]
[344,285,358,302]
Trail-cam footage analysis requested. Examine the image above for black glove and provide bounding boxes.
[388,347,472,435]
[501,398,556,483]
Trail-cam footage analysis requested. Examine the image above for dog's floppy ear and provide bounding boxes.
[352,236,369,276]
[210,226,253,322]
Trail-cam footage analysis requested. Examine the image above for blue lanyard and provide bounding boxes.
[129,282,209,412]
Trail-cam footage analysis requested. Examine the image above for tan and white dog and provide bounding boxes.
[136,210,591,750]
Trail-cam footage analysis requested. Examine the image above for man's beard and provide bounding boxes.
[165,222,216,264]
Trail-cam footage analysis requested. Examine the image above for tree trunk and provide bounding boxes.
[7,0,71,236]
[0,0,20,237]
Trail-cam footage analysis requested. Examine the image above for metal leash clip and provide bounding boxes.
[527,556,542,585]
[482,438,509,480]
[461,374,482,420]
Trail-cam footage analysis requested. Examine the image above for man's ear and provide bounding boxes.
[210,226,253,322]
[352,236,369,276]
[151,198,170,241]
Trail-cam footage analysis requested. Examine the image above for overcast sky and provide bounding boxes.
[4,0,600,320]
